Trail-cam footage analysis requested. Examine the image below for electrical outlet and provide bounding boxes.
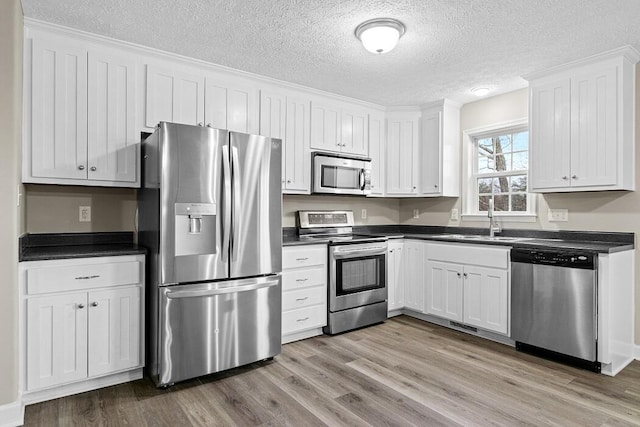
[548,208,568,222]
[79,206,92,222]
[450,208,459,221]
[413,209,419,219]
[361,209,367,219]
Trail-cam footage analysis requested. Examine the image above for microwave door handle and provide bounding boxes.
[221,146,231,261]
[359,169,365,190]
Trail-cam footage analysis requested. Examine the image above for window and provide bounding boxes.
[463,121,535,218]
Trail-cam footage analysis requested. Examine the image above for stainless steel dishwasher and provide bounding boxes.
[511,248,600,372]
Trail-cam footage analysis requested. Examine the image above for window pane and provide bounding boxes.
[510,175,528,192]
[494,154,510,171]
[495,176,509,193]
[495,135,512,153]
[478,195,491,211]
[512,151,528,170]
[513,131,528,151]
[494,195,508,211]
[478,138,493,156]
[478,178,493,193]
[511,194,527,212]
[478,156,494,173]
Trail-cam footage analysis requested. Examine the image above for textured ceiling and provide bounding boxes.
[20,0,640,106]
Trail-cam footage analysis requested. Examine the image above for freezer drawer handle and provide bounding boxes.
[75,275,100,280]
[164,279,279,299]
[296,317,310,322]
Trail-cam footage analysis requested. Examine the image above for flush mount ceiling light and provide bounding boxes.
[355,18,406,54]
[471,87,491,97]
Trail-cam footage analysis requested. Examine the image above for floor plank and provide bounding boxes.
[23,316,640,426]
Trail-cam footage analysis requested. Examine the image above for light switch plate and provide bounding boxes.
[361,209,367,219]
[450,208,459,221]
[548,208,568,222]
[413,209,419,219]
[79,206,92,222]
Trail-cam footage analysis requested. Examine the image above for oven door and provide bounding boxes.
[329,243,387,312]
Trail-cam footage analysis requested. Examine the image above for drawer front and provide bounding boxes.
[282,266,326,291]
[282,305,326,335]
[283,245,326,269]
[282,286,326,311]
[27,261,142,294]
[425,242,509,269]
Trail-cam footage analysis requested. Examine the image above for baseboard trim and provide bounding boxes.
[0,400,24,427]
[634,344,640,359]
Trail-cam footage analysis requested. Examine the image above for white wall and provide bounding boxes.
[283,195,399,227]
[0,0,23,406]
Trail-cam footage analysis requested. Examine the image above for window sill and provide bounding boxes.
[461,214,538,223]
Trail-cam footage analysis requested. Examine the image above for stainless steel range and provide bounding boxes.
[297,211,388,334]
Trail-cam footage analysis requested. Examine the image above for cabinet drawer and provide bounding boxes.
[283,245,326,269]
[425,242,509,269]
[282,305,326,335]
[282,266,325,291]
[283,286,326,311]
[27,261,142,294]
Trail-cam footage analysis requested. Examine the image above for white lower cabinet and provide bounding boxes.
[425,243,510,335]
[403,240,425,311]
[281,245,327,344]
[20,255,145,400]
[387,240,404,314]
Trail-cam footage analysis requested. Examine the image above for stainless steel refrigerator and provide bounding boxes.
[138,122,282,387]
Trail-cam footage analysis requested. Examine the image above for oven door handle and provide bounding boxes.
[332,247,387,259]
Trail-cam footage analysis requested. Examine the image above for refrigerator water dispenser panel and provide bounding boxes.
[174,203,217,256]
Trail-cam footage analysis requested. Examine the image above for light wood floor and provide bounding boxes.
[24,315,640,426]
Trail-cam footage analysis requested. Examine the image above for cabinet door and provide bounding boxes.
[284,95,311,193]
[146,65,204,127]
[387,242,404,312]
[88,286,141,376]
[420,110,442,195]
[386,116,419,195]
[570,65,618,188]
[27,293,88,390]
[463,266,508,334]
[530,79,571,190]
[310,101,341,152]
[87,51,137,183]
[31,38,88,180]
[341,108,368,156]
[368,112,385,196]
[424,261,463,321]
[259,90,286,188]
[403,241,424,311]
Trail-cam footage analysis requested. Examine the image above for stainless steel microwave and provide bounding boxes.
[312,153,372,195]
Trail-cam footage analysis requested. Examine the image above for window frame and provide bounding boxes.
[461,118,537,222]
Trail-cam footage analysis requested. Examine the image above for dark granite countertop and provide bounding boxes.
[282,225,634,254]
[20,232,147,262]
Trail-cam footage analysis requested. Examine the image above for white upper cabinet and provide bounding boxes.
[87,51,137,183]
[420,100,461,197]
[25,31,139,187]
[386,112,420,195]
[260,89,311,193]
[310,100,369,156]
[526,47,639,192]
[206,76,259,134]
[145,64,205,127]
[368,111,386,196]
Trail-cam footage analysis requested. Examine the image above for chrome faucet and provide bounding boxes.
[488,199,501,237]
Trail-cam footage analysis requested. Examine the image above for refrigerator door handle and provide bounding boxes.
[231,146,241,261]
[221,146,232,261]
[164,279,280,299]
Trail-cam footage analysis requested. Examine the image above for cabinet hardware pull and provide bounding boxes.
[296,278,308,282]
[78,165,85,170]
[463,273,468,278]
[198,122,204,126]
[562,176,568,180]
[90,166,97,171]
[296,317,309,322]
[296,297,308,301]
[296,257,308,261]
[75,275,100,280]
[287,179,292,183]
[91,302,98,307]
[572,175,578,179]
[77,303,85,309]
[457,272,461,277]
[434,184,438,188]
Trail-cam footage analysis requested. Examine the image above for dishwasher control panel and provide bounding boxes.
[511,248,595,269]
